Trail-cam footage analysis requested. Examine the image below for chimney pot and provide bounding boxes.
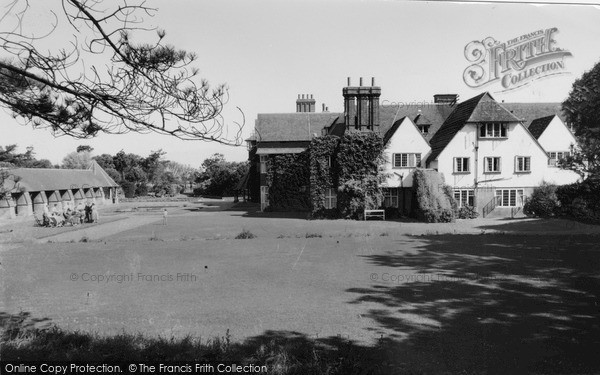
[311,94,313,99]
[301,94,305,99]
[298,94,300,99]
[371,77,375,86]
[359,77,363,86]
[347,77,351,86]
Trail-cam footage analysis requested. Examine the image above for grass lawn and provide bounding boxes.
[1,206,599,373]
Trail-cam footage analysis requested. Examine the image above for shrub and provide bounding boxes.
[121,181,136,198]
[305,232,322,238]
[523,183,560,218]
[411,169,455,223]
[235,229,256,239]
[337,177,382,220]
[457,205,479,219]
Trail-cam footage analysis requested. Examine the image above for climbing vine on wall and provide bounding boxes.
[309,135,340,218]
[266,152,311,211]
[336,132,384,219]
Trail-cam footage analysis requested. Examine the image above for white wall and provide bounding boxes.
[537,116,577,152]
[381,117,431,188]
[436,122,555,189]
[536,116,581,185]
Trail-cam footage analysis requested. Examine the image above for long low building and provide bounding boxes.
[0,161,119,220]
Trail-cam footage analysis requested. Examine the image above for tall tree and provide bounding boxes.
[62,150,92,169]
[562,60,600,177]
[0,0,243,143]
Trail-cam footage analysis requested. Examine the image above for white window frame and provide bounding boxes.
[484,157,501,173]
[259,155,268,174]
[495,189,524,207]
[453,189,475,207]
[515,156,531,173]
[418,124,430,135]
[547,151,569,167]
[479,123,508,138]
[454,157,470,173]
[324,187,337,209]
[393,153,421,168]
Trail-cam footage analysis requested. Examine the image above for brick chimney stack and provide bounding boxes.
[433,94,458,105]
[296,94,316,112]
[343,77,380,132]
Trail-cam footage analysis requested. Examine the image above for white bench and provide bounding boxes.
[364,209,385,221]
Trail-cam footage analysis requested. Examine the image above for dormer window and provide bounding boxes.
[479,123,508,138]
[418,124,430,135]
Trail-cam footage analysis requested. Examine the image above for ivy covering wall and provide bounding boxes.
[336,132,384,219]
[309,135,340,218]
[265,152,311,211]
[264,131,384,219]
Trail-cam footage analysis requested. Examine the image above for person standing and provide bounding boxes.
[91,203,99,223]
[162,208,168,225]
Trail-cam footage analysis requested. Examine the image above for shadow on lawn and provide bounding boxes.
[347,234,600,374]
[3,235,600,374]
[475,216,600,234]
[1,312,400,374]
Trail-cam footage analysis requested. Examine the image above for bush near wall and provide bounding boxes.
[309,135,340,218]
[266,153,311,211]
[411,169,456,223]
[523,183,560,218]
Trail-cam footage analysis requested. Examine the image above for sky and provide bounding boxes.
[2,0,600,168]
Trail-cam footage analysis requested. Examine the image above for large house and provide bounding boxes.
[0,160,119,220]
[246,78,580,217]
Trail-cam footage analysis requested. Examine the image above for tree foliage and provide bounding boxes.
[0,0,243,143]
[562,59,600,177]
[196,153,248,196]
[61,150,92,169]
[0,144,52,168]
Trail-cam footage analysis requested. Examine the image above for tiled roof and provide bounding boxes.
[527,115,555,139]
[414,113,432,125]
[379,104,455,141]
[5,161,118,192]
[426,92,553,164]
[502,102,564,128]
[426,93,490,164]
[254,113,342,142]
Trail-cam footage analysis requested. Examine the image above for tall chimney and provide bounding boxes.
[343,77,380,132]
[296,93,316,113]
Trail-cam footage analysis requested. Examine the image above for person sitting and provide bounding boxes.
[42,212,51,227]
[50,212,65,227]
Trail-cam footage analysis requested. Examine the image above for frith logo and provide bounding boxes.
[463,27,572,92]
